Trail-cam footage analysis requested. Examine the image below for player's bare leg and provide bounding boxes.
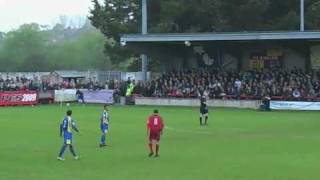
[155,141,160,157]
[199,114,203,126]
[205,114,208,125]
[148,141,154,157]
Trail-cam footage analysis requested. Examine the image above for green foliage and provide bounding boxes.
[127,56,161,72]
[0,24,47,71]
[45,29,111,70]
[89,0,141,67]
[306,1,320,29]
[90,0,320,34]
[0,23,111,72]
[89,0,140,41]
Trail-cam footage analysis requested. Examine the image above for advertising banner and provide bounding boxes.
[54,89,77,102]
[0,91,38,106]
[83,90,114,104]
[270,101,320,110]
[38,90,54,100]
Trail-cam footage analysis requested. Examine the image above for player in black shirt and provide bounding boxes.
[199,95,209,126]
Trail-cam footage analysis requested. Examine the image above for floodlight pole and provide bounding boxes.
[141,0,148,81]
[300,0,305,31]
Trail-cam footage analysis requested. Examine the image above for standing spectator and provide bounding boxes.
[76,89,85,104]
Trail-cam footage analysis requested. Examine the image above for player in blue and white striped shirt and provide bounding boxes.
[99,105,110,147]
[57,110,80,161]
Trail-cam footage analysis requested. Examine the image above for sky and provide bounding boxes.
[0,0,95,32]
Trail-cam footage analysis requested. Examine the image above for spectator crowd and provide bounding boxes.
[0,76,39,91]
[132,68,320,101]
[1,68,320,101]
[0,76,107,92]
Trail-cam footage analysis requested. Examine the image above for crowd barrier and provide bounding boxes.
[0,91,38,106]
[38,91,54,104]
[136,97,320,110]
[54,89,77,102]
[135,97,261,109]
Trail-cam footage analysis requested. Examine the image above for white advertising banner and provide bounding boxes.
[270,101,320,110]
[82,90,114,104]
[54,89,77,102]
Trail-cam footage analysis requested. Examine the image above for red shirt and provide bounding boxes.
[147,115,164,132]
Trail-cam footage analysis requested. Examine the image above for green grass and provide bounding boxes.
[1,105,320,180]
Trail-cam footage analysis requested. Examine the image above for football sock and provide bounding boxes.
[149,143,153,153]
[69,145,77,157]
[205,116,208,124]
[101,133,106,145]
[58,144,67,157]
[156,145,159,155]
[200,117,202,125]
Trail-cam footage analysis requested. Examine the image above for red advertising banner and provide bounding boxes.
[0,91,38,106]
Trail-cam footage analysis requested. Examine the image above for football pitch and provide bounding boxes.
[1,105,320,180]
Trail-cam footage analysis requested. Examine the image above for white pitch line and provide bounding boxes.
[166,127,320,139]
[165,126,213,135]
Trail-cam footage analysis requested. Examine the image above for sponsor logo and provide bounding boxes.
[0,93,37,102]
[22,94,37,102]
[0,94,23,102]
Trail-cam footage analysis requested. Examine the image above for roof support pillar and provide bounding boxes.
[141,0,148,81]
[300,0,305,31]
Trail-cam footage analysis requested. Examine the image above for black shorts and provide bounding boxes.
[200,108,208,114]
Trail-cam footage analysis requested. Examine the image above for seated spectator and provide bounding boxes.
[259,95,271,111]
[292,88,301,99]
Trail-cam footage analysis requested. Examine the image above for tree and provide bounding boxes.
[89,0,141,67]
[89,0,140,40]
[305,1,320,29]
[0,24,47,71]
[46,28,111,70]
[0,21,112,72]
